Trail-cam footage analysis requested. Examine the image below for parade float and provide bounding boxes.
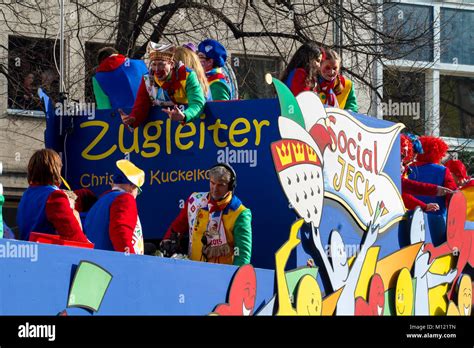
[1,77,472,317]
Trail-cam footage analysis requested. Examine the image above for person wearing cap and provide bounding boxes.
[17,149,89,243]
[445,159,474,221]
[161,163,252,266]
[197,39,232,101]
[84,160,145,254]
[92,47,148,110]
[119,43,206,128]
[182,42,197,53]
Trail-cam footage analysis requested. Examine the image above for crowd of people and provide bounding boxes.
[94,39,359,130]
[400,134,473,240]
[4,40,472,266]
[11,70,57,110]
[13,149,252,266]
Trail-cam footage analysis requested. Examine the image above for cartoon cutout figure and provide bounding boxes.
[447,274,472,316]
[311,209,381,315]
[395,268,414,316]
[354,273,385,316]
[268,75,333,234]
[275,219,322,315]
[213,264,257,316]
[410,207,457,315]
[423,191,473,299]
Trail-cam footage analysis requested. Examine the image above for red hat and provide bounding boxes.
[416,136,449,164]
[445,159,469,181]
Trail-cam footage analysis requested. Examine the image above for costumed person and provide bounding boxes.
[92,47,148,110]
[408,136,457,244]
[445,159,474,221]
[161,163,252,266]
[408,136,457,215]
[316,48,358,112]
[197,39,232,101]
[84,160,145,254]
[400,134,452,212]
[280,41,323,96]
[174,46,210,100]
[182,42,197,53]
[16,149,88,243]
[119,42,206,128]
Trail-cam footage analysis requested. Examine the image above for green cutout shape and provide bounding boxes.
[67,261,112,312]
[265,74,305,128]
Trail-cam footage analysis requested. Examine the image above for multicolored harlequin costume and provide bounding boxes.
[84,160,145,255]
[92,54,148,110]
[164,192,252,266]
[206,67,231,101]
[317,74,358,112]
[198,39,232,101]
[129,62,206,128]
[17,185,88,242]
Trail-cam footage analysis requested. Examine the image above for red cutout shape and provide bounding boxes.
[423,191,473,299]
[355,273,385,316]
[213,264,257,316]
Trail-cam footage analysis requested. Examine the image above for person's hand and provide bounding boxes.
[425,203,440,212]
[162,105,185,122]
[118,108,136,126]
[436,186,453,196]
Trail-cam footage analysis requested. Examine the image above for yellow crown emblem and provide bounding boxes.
[306,144,318,163]
[276,142,293,166]
[292,143,306,162]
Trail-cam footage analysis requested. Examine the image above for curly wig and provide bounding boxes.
[400,134,414,166]
[416,136,449,164]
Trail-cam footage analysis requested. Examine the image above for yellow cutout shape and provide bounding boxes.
[354,247,380,300]
[428,255,454,316]
[457,274,472,316]
[275,219,322,316]
[322,288,343,316]
[396,268,414,316]
[375,243,422,290]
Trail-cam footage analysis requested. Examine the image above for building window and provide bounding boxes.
[440,75,474,139]
[441,8,474,66]
[383,3,434,62]
[382,69,426,135]
[231,54,281,100]
[8,36,60,111]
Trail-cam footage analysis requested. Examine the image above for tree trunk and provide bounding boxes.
[116,0,139,55]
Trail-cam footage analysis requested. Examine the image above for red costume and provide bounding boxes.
[400,134,443,211]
